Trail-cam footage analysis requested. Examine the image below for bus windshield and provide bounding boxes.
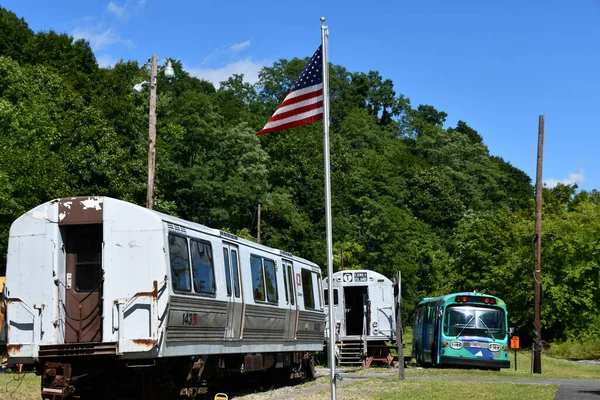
[444,306,506,339]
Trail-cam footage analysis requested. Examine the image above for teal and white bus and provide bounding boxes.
[412,292,511,370]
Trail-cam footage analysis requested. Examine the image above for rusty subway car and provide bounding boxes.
[3,196,325,399]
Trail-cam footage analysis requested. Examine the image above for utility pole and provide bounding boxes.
[146,54,158,210]
[257,204,261,244]
[395,271,404,380]
[533,115,544,374]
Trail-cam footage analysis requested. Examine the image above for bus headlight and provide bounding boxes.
[489,343,501,352]
[450,341,463,349]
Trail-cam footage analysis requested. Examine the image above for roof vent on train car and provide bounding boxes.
[280,250,293,258]
[167,223,187,234]
[220,231,238,240]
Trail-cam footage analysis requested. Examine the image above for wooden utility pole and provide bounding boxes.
[395,271,404,379]
[257,204,261,244]
[533,115,544,374]
[146,54,158,209]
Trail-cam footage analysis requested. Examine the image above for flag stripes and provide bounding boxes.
[257,45,323,135]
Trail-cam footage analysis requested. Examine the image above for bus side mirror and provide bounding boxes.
[509,327,515,336]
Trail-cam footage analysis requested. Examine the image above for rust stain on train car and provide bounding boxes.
[58,196,103,225]
[132,339,157,348]
[7,344,23,355]
[132,281,158,299]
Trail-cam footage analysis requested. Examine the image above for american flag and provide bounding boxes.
[257,45,324,135]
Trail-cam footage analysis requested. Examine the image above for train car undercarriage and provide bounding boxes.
[39,351,316,400]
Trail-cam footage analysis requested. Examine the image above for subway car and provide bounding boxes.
[4,196,325,399]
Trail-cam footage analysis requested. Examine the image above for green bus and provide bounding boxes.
[412,292,512,370]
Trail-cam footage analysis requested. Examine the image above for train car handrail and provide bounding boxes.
[113,279,167,353]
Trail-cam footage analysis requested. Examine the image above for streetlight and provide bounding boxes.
[133,55,175,209]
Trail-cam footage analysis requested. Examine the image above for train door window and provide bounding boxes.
[74,227,102,292]
[301,269,315,309]
[287,264,295,306]
[317,276,324,309]
[231,249,240,298]
[169,234,191,292]
[190,239,215,295]
[250,255,265,301]
[282,262,290,304]
[223,248,232,296]
[324,289,338,306]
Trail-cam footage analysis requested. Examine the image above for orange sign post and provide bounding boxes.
[510,336,520,349]
[510,336,520,370]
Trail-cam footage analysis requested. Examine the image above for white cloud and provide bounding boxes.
[73,26,133,51]
[230,40,251,52]
[187,58,269,88]
[544,169,585,188]
[107,2,126,18]
[96,54,118,68]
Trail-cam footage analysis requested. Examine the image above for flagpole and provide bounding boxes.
[320,16,336,400]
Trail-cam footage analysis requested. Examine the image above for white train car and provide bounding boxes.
[323,270,396,366]
[4,196,325,399]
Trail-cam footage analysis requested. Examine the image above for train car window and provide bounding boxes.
[302,269,315,309]
[223,248,232,296]
[169,234,191,292]
[190,239,215,295]
[231,249,240,298]
[287,264,295,306]
[324,289,339,306]
[264,259,278,303]
[250,255,265,301]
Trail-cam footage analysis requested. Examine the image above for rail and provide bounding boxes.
[3,288,45,356]
[112,279,166,353]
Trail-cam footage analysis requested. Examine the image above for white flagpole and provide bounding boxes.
[320,17,337,400]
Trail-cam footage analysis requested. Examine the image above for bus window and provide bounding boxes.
[444,306,506,338]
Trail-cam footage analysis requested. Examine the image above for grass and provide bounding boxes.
[2,351,598,400]
[356,351,600,380]
[236,351,599,400]
[545,334,600,359]
[308,379,557,400]
[236,375,558,400]
[0,372,39,400]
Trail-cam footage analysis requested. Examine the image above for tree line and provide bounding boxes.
[1,7,599,343]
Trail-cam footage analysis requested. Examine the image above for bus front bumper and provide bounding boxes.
[440,355,510,369]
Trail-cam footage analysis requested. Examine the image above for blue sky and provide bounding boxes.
[2,0,599,190]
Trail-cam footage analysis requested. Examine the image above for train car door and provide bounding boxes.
[223,243,243,339]
[64,224,103,343]
[344,286,368,336]
[282,260,298,339]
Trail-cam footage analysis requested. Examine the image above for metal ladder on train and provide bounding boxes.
[337,339,365,366]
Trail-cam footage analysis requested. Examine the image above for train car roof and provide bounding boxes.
[14,196,320,271]
[324,269,393,285]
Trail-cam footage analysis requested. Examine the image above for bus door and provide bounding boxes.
[344,286,368,336]
[64,224,103,343]
[223,243,243,339]
[282,260,298,339]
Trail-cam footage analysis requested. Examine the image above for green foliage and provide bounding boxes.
[546,333,600,359]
